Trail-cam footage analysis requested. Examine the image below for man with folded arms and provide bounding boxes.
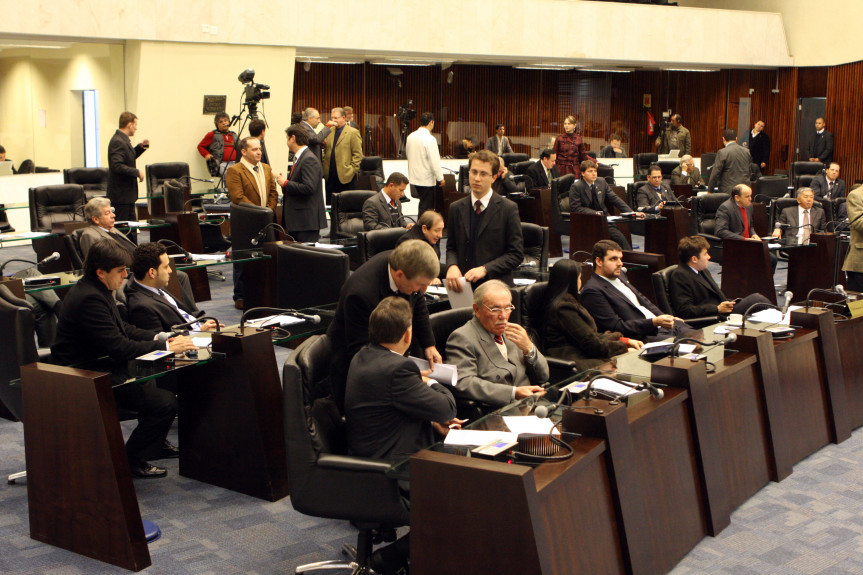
[52,239,197,479]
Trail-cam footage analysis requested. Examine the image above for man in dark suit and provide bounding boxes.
[580,240,690,341]
[600,135,625,158]
[485,124,513,155]
[362,172,411,230]
[811,163,847,219]
[276,124,327,242]
[300,107,331,163]
[670,155,704,186]
[125,242,222,333]
[741,120,770,172]
[328,240,443,412]
[322,107,363,204]
[771,188,827,240]
[669,236,771,319]
[107,111,148,221]
[446,280,549,407]
[636,164,676,213]
[445,150,523,293]
[51,240,196,478]
[569,159,644,250]
[716,184,761,240]
[707,129,752,194]
[523,148,559,191]
[808,117,834,165]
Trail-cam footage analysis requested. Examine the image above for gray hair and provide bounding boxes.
[473,279,511,306]
[680,154,694,166]
[84,197,112,222]
[303,107,319,120]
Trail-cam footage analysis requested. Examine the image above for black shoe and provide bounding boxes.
[159,440,180,459]
[129,459,167,479]
[234,299,244,310]
[369,549,409,575]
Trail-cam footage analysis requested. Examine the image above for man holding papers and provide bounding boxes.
[447,280,549,407]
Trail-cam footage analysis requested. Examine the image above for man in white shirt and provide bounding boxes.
[405,112,444,216]
[485,124,513,155]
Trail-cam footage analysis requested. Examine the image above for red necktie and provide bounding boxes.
[475,200,483,215]
[287,162,295,181]
[494,334,504,345]
[390,199,397,208]
[739,205,750,238]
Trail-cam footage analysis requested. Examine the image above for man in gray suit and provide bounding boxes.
[716,184,761,240]
[636,165,677,213]
[707,129,752,194]
[485,124,513,155]
[300,107,331,163]
[446,280,549,407]
[362,172,412,230]
[771,188,827,241]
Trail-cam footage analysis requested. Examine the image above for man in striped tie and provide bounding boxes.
[362,172,413,230]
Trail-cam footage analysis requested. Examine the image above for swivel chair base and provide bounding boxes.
[8,470,26,484]
[295,543,362,574]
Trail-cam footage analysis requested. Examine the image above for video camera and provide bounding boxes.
[397,100,417,124]
[238,69,270,113]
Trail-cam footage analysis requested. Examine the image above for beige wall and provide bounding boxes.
[678,0,862,67]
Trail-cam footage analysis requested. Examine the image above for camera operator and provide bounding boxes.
[654,113,691,157]
[197,112,238,177]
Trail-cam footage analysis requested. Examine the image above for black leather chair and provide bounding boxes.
[692,192,730,263]
[276,243,349,309]
[517,281,581,381]
[510,160,533,176]
[146,162,190,215]
[597,163,615,185]
[458,164,470,195]
[330,190,377,239]
[501,153,529,167]
[359,156,385,190]
[356,228,409,264]
[657,159,678,182]
[28,184,86,232]
[700,152,717,174]
[652,265,720,328]
[790,161,824,191]
[17,159,35,174]
[521,223,549,269]
[550,174,575,238]
[63,167,109,200]
[768,197,829,231]
[754,176,791,203]
[633,153,658,181]
[282,335,410,574]
[63,227,87,270]
[230,202,274,251]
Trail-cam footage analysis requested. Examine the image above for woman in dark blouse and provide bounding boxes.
[396,209,445,282]
[542,259,642,370]
[551,115,589,179]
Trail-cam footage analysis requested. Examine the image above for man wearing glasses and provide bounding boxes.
[446,280,548,407]
[445,149,524,293]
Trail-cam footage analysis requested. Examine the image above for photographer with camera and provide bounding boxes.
[655,113,691,157]
[197,112,238,177]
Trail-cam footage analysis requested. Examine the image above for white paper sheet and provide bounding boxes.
[446,278,474,309]
[314,242,343,249]
[410,357,457,386]
[426,285,447,296]
[443,429,519,446]
[244,314,304,327]
[513,278,536,285]
[502,416,561,436]
[189,253,226,261]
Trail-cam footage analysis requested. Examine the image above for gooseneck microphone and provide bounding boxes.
[240,306,321,329]
[0,252,60,275]
[157,238,193,262]
[250,222,289,245]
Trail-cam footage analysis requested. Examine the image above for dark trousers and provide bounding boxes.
[291,229,321,243]
[113,203,137,222]
[233,263,243,301]
[113,380,177,462]
[847,271,863,293]
[609,224,631,251]
[411,184,437,218]
[325,175,356,205]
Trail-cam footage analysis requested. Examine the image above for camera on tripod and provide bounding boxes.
[238,68,270,112]
[397,100,416,124]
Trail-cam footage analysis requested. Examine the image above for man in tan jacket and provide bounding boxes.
[322,107,363,204]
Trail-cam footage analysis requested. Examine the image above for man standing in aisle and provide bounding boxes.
[707,129,752,194]
[107,111,149,222]
[741,120,770,173]
[277,125,327,242]
[405,112,444,216]
[808,117,834,165]
[322,107,363,205]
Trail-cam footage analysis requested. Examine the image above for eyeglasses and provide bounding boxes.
[482,303,515,314]
[469,169,493,179]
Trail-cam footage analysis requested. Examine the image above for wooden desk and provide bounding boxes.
[720,238,777,304]
[519,188,563,257]
[150,211,211,303]
[786,233,845,298]
[644,207,690,267]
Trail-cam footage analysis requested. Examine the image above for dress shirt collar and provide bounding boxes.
[381,190,398,206]
[388,264,399,294]
[724,140,735,147]
[99,225,112,233]
[134,278,161,296]
[471,190,493,211]
[817,129,824,135]
[293,146,307,162]
[240,157,260,172]
[688,265,700,275]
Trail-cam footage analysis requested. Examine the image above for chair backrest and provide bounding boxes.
[430,308,475,362]
[518,281,549,351]
[64,228,86,269]
[657,160,678,178]
[510,160,533,176]
[501,153,529,167]
[633,153,658,180]
[549,174,575,236]
[521,223,549,269]
[694,193,730,235]
[356,228,408,263]
[146,162,190,214]
[596,163,615,185]
[17,159,35,174]
[790,161,824,190]
[331,190,377,238]
[359,156,384,180]
[277,243,349,309]
[28,184,86,232]
[651,265,677,315]
[755,176,791,202]
[0,284,39,421]
[700,153,717,173]
[458,164,470,195]
[63,167,109,198]
[229,202,274,251]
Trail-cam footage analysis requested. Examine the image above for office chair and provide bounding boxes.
[501,153,529,167]
[550,174,575,239]
[63,167,109,200]
[597,163,615,185]
[282,335,410,575]
[230,203,274,251]
[16,159,35,174]
[692,192,730,264]
[429,307,484,421]
[358,156,385,190]
[330,190,376,239]
[458,164,470,195]
[510,160,533,176]
[521,223,549,269]
[146,162,190,216]
[633,153,658,181]
[652,265,720,328]
[276,243,349,309]
[28,184,87,233]
[356,228,408,264]
[754,176,791,204]
[700,153,717,174]
[790,161,824,191]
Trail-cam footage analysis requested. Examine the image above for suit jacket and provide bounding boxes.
[51,275,161,365]
[485,135,513,155]
[106,129,146,205]
[79,224,137,258]
[446,317,550,407]
[599,145,625,159]
[809,130,834,164]
[668,265,726,319]
[810,174,846,201]
[707,142,752,194]
[125,279,203,332]
[322,125,363,184]
[569,177,630,215]
[843,188,863,273]
[636,183,676,212]
[523,160,559,190]
[302,121,330,163]
[579,272,663,339]
[445,193,523,286]
[670,165,703,186]
[363,192,406,230]
[226,161,278,211]
[282,147,327,233]
[345,344,456,461]
[776,204,827,237]
[715,197,757,239]
[327,251,435,409]
[543,294,628,370]
[742,130,770,167]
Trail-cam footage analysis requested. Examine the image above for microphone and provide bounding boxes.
[836,284,848,298]
[0,252,60,275]
[442,166,458,175]
[177,175,215,184]
[240,306,320,329]
[283,310,321,324]
[518,260,538,269]
[805,287,844,310]
[250,222,288,245]
[39,252,61,265]
[157,238,194,262]
[585,373,665,401]
[781,291,794,316]
[670,333,736,357]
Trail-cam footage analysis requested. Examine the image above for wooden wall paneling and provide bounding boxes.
[827,61,863,185]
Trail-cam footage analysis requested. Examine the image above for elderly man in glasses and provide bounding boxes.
[446,280,549,408]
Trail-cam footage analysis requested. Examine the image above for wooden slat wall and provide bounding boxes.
[827,61,863,184]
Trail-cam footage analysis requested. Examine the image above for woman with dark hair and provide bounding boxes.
[551,115,589,179]
[396,209,445,282]
[542,259,642,369]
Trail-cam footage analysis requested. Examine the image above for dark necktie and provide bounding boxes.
[390,198,397,208]
[253,165,259,173]
[475,200,483,215]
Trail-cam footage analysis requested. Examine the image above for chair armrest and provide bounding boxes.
[697,233,721,244]
[686,316,721,329]
[546,357,578,371]
[317,454,393,474]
